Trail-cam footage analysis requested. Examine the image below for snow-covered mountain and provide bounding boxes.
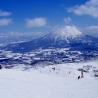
[1,26,98,53]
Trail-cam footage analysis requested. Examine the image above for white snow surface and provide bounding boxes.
[0,60,98,98]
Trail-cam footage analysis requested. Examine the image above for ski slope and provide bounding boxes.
[0,60,98,98]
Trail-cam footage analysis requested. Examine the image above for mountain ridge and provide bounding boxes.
[1,26,98,53]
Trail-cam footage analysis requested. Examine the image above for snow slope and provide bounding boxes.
[0,60,98,98]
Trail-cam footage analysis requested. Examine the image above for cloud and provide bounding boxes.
[0,10,11,17]
[25,17,47,28]
[0,18,12,26]
[84,25,98,33]
[68,0,98,18]
[54,25,82,39]
[64,17,71,24]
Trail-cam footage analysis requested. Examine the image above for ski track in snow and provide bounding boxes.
[0,60,98,98]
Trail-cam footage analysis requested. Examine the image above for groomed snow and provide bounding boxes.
[0,60,98,98]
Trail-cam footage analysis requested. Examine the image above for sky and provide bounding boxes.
[0,0,98,37]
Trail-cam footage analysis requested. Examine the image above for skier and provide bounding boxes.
[81,69,84,78]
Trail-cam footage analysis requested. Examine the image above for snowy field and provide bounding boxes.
[0,60,98,98]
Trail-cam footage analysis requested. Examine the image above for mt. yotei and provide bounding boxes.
[1,26,98,53]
